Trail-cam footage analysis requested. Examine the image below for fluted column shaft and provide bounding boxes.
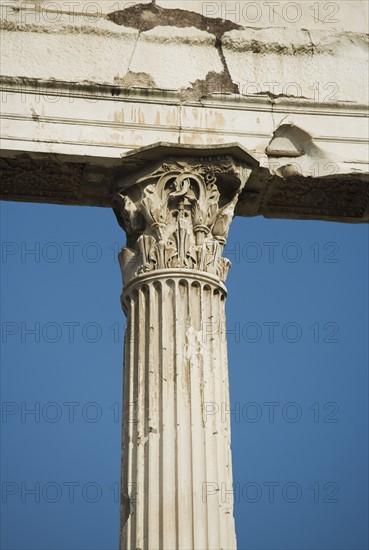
[120,270,235,550]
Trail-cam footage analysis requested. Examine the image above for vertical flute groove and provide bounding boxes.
[200,284,210,548]
[131,290,139,550]
[157,281,164,550]
[173,279,179,550]
[188,282,195,550]
[144,286,149,549]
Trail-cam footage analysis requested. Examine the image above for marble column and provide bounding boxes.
[113,154,253,550]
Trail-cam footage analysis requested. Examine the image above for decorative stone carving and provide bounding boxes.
[0,158,83,202]
[113,158,250,284]
[263,174,369,219]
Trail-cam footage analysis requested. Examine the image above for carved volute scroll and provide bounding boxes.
[113,157,252,284]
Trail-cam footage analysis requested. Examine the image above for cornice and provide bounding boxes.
[1,77,368,117]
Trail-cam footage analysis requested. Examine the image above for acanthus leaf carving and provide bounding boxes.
[114,159,250,284]
[212,193,240,243]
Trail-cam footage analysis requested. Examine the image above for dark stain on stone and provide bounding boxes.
[181,70,238,101]
[121,491,131,526]
[119,489,131,545]
[107,2,243,41]
[111,86,121,97]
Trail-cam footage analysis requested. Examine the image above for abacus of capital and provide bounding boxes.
[112,147,257,550]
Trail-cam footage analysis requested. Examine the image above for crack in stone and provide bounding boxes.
[108,3,241,101]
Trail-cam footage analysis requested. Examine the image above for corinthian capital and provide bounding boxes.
[112,145,257,285]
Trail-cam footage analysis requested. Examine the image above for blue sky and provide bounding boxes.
[1,200,368,550]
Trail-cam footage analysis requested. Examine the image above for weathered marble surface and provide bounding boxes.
[1,2,368,102]
[1,4,368,550]
[1,0,368,222]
